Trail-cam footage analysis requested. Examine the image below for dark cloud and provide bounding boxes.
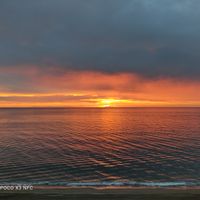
[1,0,200,78]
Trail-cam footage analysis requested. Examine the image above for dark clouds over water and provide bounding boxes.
[1,0,200,79]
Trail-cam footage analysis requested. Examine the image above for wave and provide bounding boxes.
[1,181,200,188]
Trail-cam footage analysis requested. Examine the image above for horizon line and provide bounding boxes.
[0,106,200,109]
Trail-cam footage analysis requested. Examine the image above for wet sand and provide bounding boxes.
[0,188,200,200]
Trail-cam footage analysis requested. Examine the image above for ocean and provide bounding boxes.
[0,108,199,188]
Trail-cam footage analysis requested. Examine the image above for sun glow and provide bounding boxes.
[99,99,117,107]
[98,99,133,107]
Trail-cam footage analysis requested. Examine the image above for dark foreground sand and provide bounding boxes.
[0,188,200,200]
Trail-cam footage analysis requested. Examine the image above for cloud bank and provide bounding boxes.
[1,0,200,79]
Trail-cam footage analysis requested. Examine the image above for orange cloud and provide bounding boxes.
[0,67,200,107]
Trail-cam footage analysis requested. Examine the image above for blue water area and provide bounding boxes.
[0,108,199,188]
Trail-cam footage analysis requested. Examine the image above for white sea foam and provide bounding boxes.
[1,181,199,188]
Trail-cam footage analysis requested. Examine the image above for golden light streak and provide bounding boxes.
[0,92,86,97]
[0,98,200,108]
[95,98,200,108]
[98,99,133,107]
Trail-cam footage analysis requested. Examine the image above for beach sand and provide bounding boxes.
[0,187,200,200]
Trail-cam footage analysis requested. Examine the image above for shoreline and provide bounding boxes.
[1,187,200,200]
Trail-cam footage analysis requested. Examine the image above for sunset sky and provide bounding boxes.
[0,0,200,107]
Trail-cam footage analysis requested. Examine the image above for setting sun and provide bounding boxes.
[98,99,120,107]
[97,98,136,107]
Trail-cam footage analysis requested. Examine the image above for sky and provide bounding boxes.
[0,0,200,107]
